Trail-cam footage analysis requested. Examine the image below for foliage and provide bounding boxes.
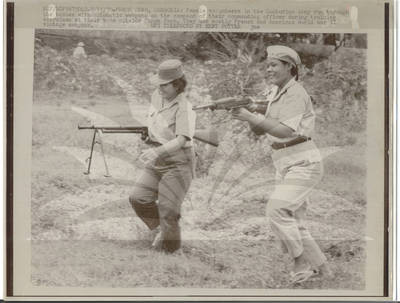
[302,47,367,145]
[34,45,124,97]
[33,31,367,150]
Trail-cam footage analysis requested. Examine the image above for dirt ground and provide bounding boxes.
[31,90,366,291]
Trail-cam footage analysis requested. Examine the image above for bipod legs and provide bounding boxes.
[84,129,111,177]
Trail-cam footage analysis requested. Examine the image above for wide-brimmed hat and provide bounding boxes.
[152,59,184,85]
[267,45,301,67]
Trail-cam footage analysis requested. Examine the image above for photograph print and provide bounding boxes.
[31,29,370,292]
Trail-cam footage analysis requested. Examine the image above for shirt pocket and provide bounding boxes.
[154,114,172,129]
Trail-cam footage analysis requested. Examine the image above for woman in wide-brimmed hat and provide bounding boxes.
[129,59,196,253]
[231,45,332,283]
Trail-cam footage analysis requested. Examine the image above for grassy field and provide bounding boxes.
[31,88,366,291]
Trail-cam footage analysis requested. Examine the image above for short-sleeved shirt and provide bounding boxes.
[262,78,322,169]
[263,78,315,144]
[147,90,196,148]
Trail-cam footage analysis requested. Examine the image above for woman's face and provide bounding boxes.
[159,82,178,101]
[265,58,293,87]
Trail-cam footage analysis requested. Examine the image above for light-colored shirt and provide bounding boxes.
[263,78,322,168]
[264,78,315,144]
[147,90,196,148]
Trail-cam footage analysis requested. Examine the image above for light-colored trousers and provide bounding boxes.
[266,158,327,268]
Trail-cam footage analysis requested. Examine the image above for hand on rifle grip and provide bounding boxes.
[245,96,258,112]
[209,104,217,111]
[141,132,148,141]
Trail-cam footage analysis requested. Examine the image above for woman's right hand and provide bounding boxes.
[245,102,259,113]
[139,148,160,165]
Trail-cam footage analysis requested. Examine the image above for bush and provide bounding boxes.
[302,47,367,145]
[34,32,367,149]
[34,45,125,96]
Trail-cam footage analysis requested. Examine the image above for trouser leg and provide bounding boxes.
[268,202,326,267]
[157,165,192,253]
[295,200,327,267]
[268,206,304,258]
[129,167,160,230]
[267,162,325,264]
[267,183,315,259]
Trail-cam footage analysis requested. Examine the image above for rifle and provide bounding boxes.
[78,124,218,176]
[193,96,269,113]
[78,125,148,138]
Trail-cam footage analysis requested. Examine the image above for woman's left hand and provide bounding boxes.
[231,107,254,121]
[139,148,161,165]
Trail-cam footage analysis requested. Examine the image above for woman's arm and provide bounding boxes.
[155,135,188,157]
[139,135,188,164]
[232,108,294,138]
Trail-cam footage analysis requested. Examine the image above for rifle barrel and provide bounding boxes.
[101,129,146,134]
[193,97,269,111]
[78,125,147,130]
[193,104,215,110]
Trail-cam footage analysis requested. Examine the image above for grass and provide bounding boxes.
[319,145,366,206]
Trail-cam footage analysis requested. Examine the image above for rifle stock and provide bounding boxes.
[193,129,219,147]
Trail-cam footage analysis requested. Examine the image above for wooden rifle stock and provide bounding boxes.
[193,129,218,147]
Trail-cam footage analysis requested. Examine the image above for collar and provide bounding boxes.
[271,77,297,102]
[265,77,297,117]
[154,91,182,112]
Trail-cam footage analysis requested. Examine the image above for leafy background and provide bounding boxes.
[31,30,367,290]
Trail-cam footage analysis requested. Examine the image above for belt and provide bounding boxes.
[271,136,312,150]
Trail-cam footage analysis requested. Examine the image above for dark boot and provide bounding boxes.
[160,212,181,253]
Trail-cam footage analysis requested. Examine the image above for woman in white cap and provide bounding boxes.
[129,59,196,253]
[231,45,332,283]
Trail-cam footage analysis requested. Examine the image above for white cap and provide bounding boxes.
[267,45,301,67]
